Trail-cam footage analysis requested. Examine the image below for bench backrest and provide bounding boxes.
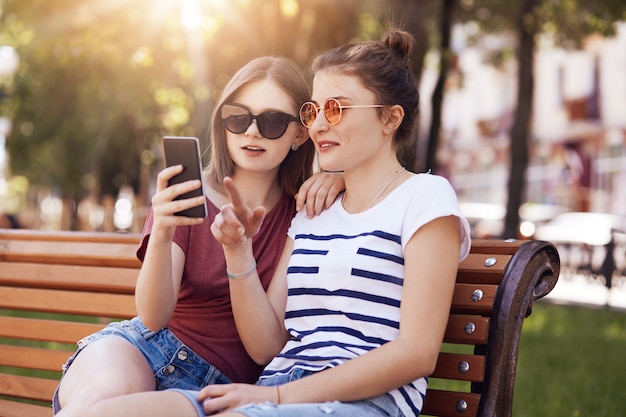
[0,230,560,417]
[0,230,141,417]
[422,239,560,417]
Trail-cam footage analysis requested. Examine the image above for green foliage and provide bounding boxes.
[458,0,626,48]
[0,0,373,218]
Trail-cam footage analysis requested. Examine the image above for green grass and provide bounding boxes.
[513,301,626,417]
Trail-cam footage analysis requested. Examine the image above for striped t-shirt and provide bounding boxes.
[260,173,471,416]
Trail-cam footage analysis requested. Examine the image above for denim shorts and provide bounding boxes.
[52,317,231,413]
[173,368,404,417]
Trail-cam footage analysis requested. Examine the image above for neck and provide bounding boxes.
[342,163,406,212]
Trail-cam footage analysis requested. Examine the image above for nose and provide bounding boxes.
[245,118,262,138]
[309,106,328,132]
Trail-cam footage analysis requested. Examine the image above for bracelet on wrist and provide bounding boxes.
[226,260,257,280]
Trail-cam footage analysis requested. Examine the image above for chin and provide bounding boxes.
[317,158,340,173]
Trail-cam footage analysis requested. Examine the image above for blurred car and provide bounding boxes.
[534,212,626,288]
[534,212,626,246]
[459,202,505,238]
[459,202,567,239]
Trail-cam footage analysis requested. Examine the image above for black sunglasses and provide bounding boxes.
[221,104,299,140]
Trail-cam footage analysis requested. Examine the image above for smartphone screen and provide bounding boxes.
[162,136,207,218]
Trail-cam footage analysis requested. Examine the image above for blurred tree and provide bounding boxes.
[425,0,458,174]
[1,0,192,229]
[0,0,370,230]
[386,0,436,171]
[458,0,625,238]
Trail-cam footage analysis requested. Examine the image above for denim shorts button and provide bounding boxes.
[177,349,189,361]
[164,364,175,376]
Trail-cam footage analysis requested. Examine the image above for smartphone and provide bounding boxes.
[162,136,207,218]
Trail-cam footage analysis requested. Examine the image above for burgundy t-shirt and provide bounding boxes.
[136,194,295,383]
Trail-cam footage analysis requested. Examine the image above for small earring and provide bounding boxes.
[291,143,299,151]
[384,128,391,134]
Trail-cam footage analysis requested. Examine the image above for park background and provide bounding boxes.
[1,1,626,416]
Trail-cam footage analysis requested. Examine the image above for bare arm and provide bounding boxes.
[135,165,205,330]
[210,177,290,363]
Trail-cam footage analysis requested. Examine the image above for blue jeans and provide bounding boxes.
[173,368,404,417]
[52,317,231,413]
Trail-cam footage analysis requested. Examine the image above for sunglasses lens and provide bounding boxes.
[299,102,317,128]
[221,105,252,134]
[324,99,342,125]
[257,112,291,139]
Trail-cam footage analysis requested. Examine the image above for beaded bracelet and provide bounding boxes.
[226,260,257,280]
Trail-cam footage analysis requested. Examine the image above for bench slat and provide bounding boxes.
[0,286,137,317]
[468,239,524,255]
[450,283,498,315]
[0,345,68,372]
[0,262,137,293]
[443,315,490,345]
[422,389,481,417]
[0,238,140,268]
[0,230,140,244]
[0,316,105,344]
[430,352,485,382]
[457,254,512,285]
[0,374,58,402]
[0,399,51,417]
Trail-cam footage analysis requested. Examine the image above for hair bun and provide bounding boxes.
[383,29,414,64]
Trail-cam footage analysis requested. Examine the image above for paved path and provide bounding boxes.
[544,270,626,310]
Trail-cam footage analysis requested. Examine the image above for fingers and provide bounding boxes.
[210,205,246,247]
[223,177,244,210]
[296,172,345,218]
[199,384,275,414]
[156,165,183,192]
[221,177,265,236]
[250,206,266,228]
[151,165,206,227]
[198,385,231,415]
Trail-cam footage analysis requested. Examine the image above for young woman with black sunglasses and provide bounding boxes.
[52,56,344,416]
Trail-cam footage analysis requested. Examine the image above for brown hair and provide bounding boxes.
[310,29,419,166]
[207,56,315,197]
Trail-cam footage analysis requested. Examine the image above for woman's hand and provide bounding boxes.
[198,384,278,415]
[150,165,205,239]
[295,171,345,218]
[211,177,265,249]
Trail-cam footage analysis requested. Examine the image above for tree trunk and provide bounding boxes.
[425,0,458,173]
[503,0,539,238]
[387,0,433,172]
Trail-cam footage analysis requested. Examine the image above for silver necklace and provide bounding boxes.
[368,167,405,208]
[342,167,406,209]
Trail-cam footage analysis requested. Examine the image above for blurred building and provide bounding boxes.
[424,22,626,223]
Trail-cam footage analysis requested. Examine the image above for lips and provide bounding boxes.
[241,145,265,153]
[316,141,338,151]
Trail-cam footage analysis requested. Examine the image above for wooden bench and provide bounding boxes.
[0,229,560,417]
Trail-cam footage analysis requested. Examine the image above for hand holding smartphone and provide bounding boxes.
[162,136,208,218]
